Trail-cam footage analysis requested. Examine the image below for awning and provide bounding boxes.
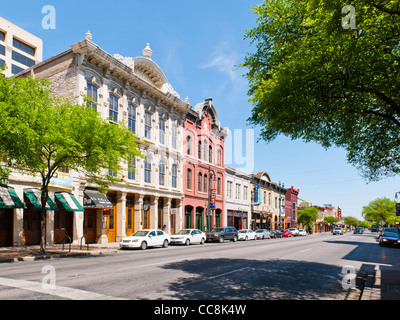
[55,192,84,212]
[83,190,113,209]
[23,189,58,211]
[0,187,25,209]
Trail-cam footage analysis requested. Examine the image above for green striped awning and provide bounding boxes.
[55,192,84,212]
[23,189,58,211]
[0,187,25,209]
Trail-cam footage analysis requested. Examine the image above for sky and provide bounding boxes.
[2,0,400,221]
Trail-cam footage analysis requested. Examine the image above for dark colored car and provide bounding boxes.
[379,232,400,247]
[206,227,238,243]
[354,227,364,234]
[371,225,380,233]
[271,230,283,238]
[378,227,399,238]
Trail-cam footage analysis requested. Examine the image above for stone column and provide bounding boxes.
[116,191,127,242]
[176,198,183,232]
[150,195,159,229]
[163,197,172,234]
[134,194,144,231]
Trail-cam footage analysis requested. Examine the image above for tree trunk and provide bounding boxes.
[39,186,49,254]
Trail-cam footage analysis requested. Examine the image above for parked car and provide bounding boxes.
[255,229,271,240]
[354,227,364,234]
[120,229,170,250]
[378,227,399,238]
[170,229,206,245]
[271,230,283,238]
[332,227,344,235]
[206,227,238,243]
[238,229,256,241]
[298,229,307,236]
[379,232,400,247]
[289,228,299,236]
[282,229,292,237]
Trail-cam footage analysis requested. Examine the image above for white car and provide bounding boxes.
[170,229,206,245]
[289,228,299,236]
[298,229,307,236]
[120,229,170,250]
[238,229,256,241]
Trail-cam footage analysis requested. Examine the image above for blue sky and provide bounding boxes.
[2,0,400,221]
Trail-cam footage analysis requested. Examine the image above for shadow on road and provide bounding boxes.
[160,258,348,300]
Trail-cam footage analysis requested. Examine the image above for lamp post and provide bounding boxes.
[207,165,217,232]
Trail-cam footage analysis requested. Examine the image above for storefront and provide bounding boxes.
[0,187,24,247]
[227,210,248,230]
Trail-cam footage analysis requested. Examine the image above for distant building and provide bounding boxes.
[285,186,300,229]
[0,17,43,77]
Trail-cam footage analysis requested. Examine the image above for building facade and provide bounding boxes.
[0,17,43,77]
[182,99,228,232]
[284,186,300,229]
[5,33,191,245]
[225,166,251,230]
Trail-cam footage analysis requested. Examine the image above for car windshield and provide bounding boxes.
[289,228,296,230]
[335,228,342,230]
[131,231,149,237]
[382,232,399,238]
[383,228,398,233]
[256,230,264,233]
[238,230,247,233]
[211,228,224,232]
[176,230,191,235]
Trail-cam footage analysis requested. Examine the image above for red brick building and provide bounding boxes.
[284,186,300,229]
[182,98,228,232]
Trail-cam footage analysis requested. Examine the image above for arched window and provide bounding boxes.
[187,136,191,155]
[172,164,177,188]
[217,149,221,166]
[159,160,165,186]
[187,169,192,190]
[217,177,221,195]
[144,157,151,183]
[198,141,202,159]
[209,145,212,163]
[204,174,208,193]
[203,139,207,161]
[198,173,202,192]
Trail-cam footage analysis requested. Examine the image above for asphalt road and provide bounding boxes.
[0,230,398,301]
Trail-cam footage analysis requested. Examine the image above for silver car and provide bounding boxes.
[332,227,343,235]
[255,229,271,240]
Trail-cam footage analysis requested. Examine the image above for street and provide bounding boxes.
[0,231,398,301]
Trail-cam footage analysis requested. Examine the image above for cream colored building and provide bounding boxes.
[4,32,190,246]
[0,17,43,77]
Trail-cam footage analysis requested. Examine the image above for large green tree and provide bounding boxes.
[241,0,400,181]
[298,207,319,230]
[362,197,399,226]
[0,69,143,252]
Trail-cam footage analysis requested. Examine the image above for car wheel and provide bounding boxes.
[200,238,205,245]
[163,240,169,248]
[245,236,248,241]
[233,236,238,242]
[140,241,147,250]
[185,239,190,246]
[219,236,224,243]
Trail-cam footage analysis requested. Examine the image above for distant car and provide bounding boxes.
[238,229,257,241]
[298,229,307,236]
[282,229,292,237]
[289,228,299,236]
[271,230,283,238]
[170,229,206,245]
[206,227,238,243]
[371,225,380,233]
[332,227,344,235]
[354,227,364,234]
[120,229,170,250]
[255,229,271,240]
[379,232,400,247]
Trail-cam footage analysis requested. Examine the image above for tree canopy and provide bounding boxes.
[0,69,143,251]
[298,206,319,228]
[362,197,399,226]
[241,0,400,181]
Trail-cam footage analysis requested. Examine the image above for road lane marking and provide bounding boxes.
[0,277,125,300]
[300,249,311,253]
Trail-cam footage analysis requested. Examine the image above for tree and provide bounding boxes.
[241,0,400,181]
[324,216,339,225]
[0,69,143,253]
[362,197,399,226]
[297,207,319,230]
[343,216,360,227]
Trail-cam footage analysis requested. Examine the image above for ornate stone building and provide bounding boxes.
[7,32,190,245]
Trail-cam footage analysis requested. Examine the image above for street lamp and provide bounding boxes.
[207,165,217,232]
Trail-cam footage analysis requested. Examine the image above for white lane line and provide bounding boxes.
[300,249,311,253]
[0,277,125,300]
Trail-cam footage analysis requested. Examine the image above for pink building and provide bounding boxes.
[182,98,228,232]
[285,186,300,228]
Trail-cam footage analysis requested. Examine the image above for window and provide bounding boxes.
[187,169,192,190]
[217,150,221,166]
[0,44,5,56]
[236,184,241,200]
[128,103,136,133]
[0,59,5,68]
[172,164,177,188]
[12,51,35,67]
[198,173,202,192]
[109,169,117,177]
[209,145,212,163]
[203,140,207,162]
[217,178,221,195]
[109,94,118,122]
[145,112,152,140]
[144,157,151,183]
[275,197,278,208]
[227,181,233,199]
[0,31,4,42]
[11,64,24,74]
[128,155,136,180]
[159,118,165,145]
[87,83,98,111]
[198,141,202,159]
[204,174,208,193]
[172,121,177,149]
[186,136,191,155]
[244,186,248,201]
[159,161,165,186]
[268,193,271,205]
[13,38,34,56]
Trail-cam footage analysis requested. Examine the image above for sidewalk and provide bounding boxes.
[0,242,120,263]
